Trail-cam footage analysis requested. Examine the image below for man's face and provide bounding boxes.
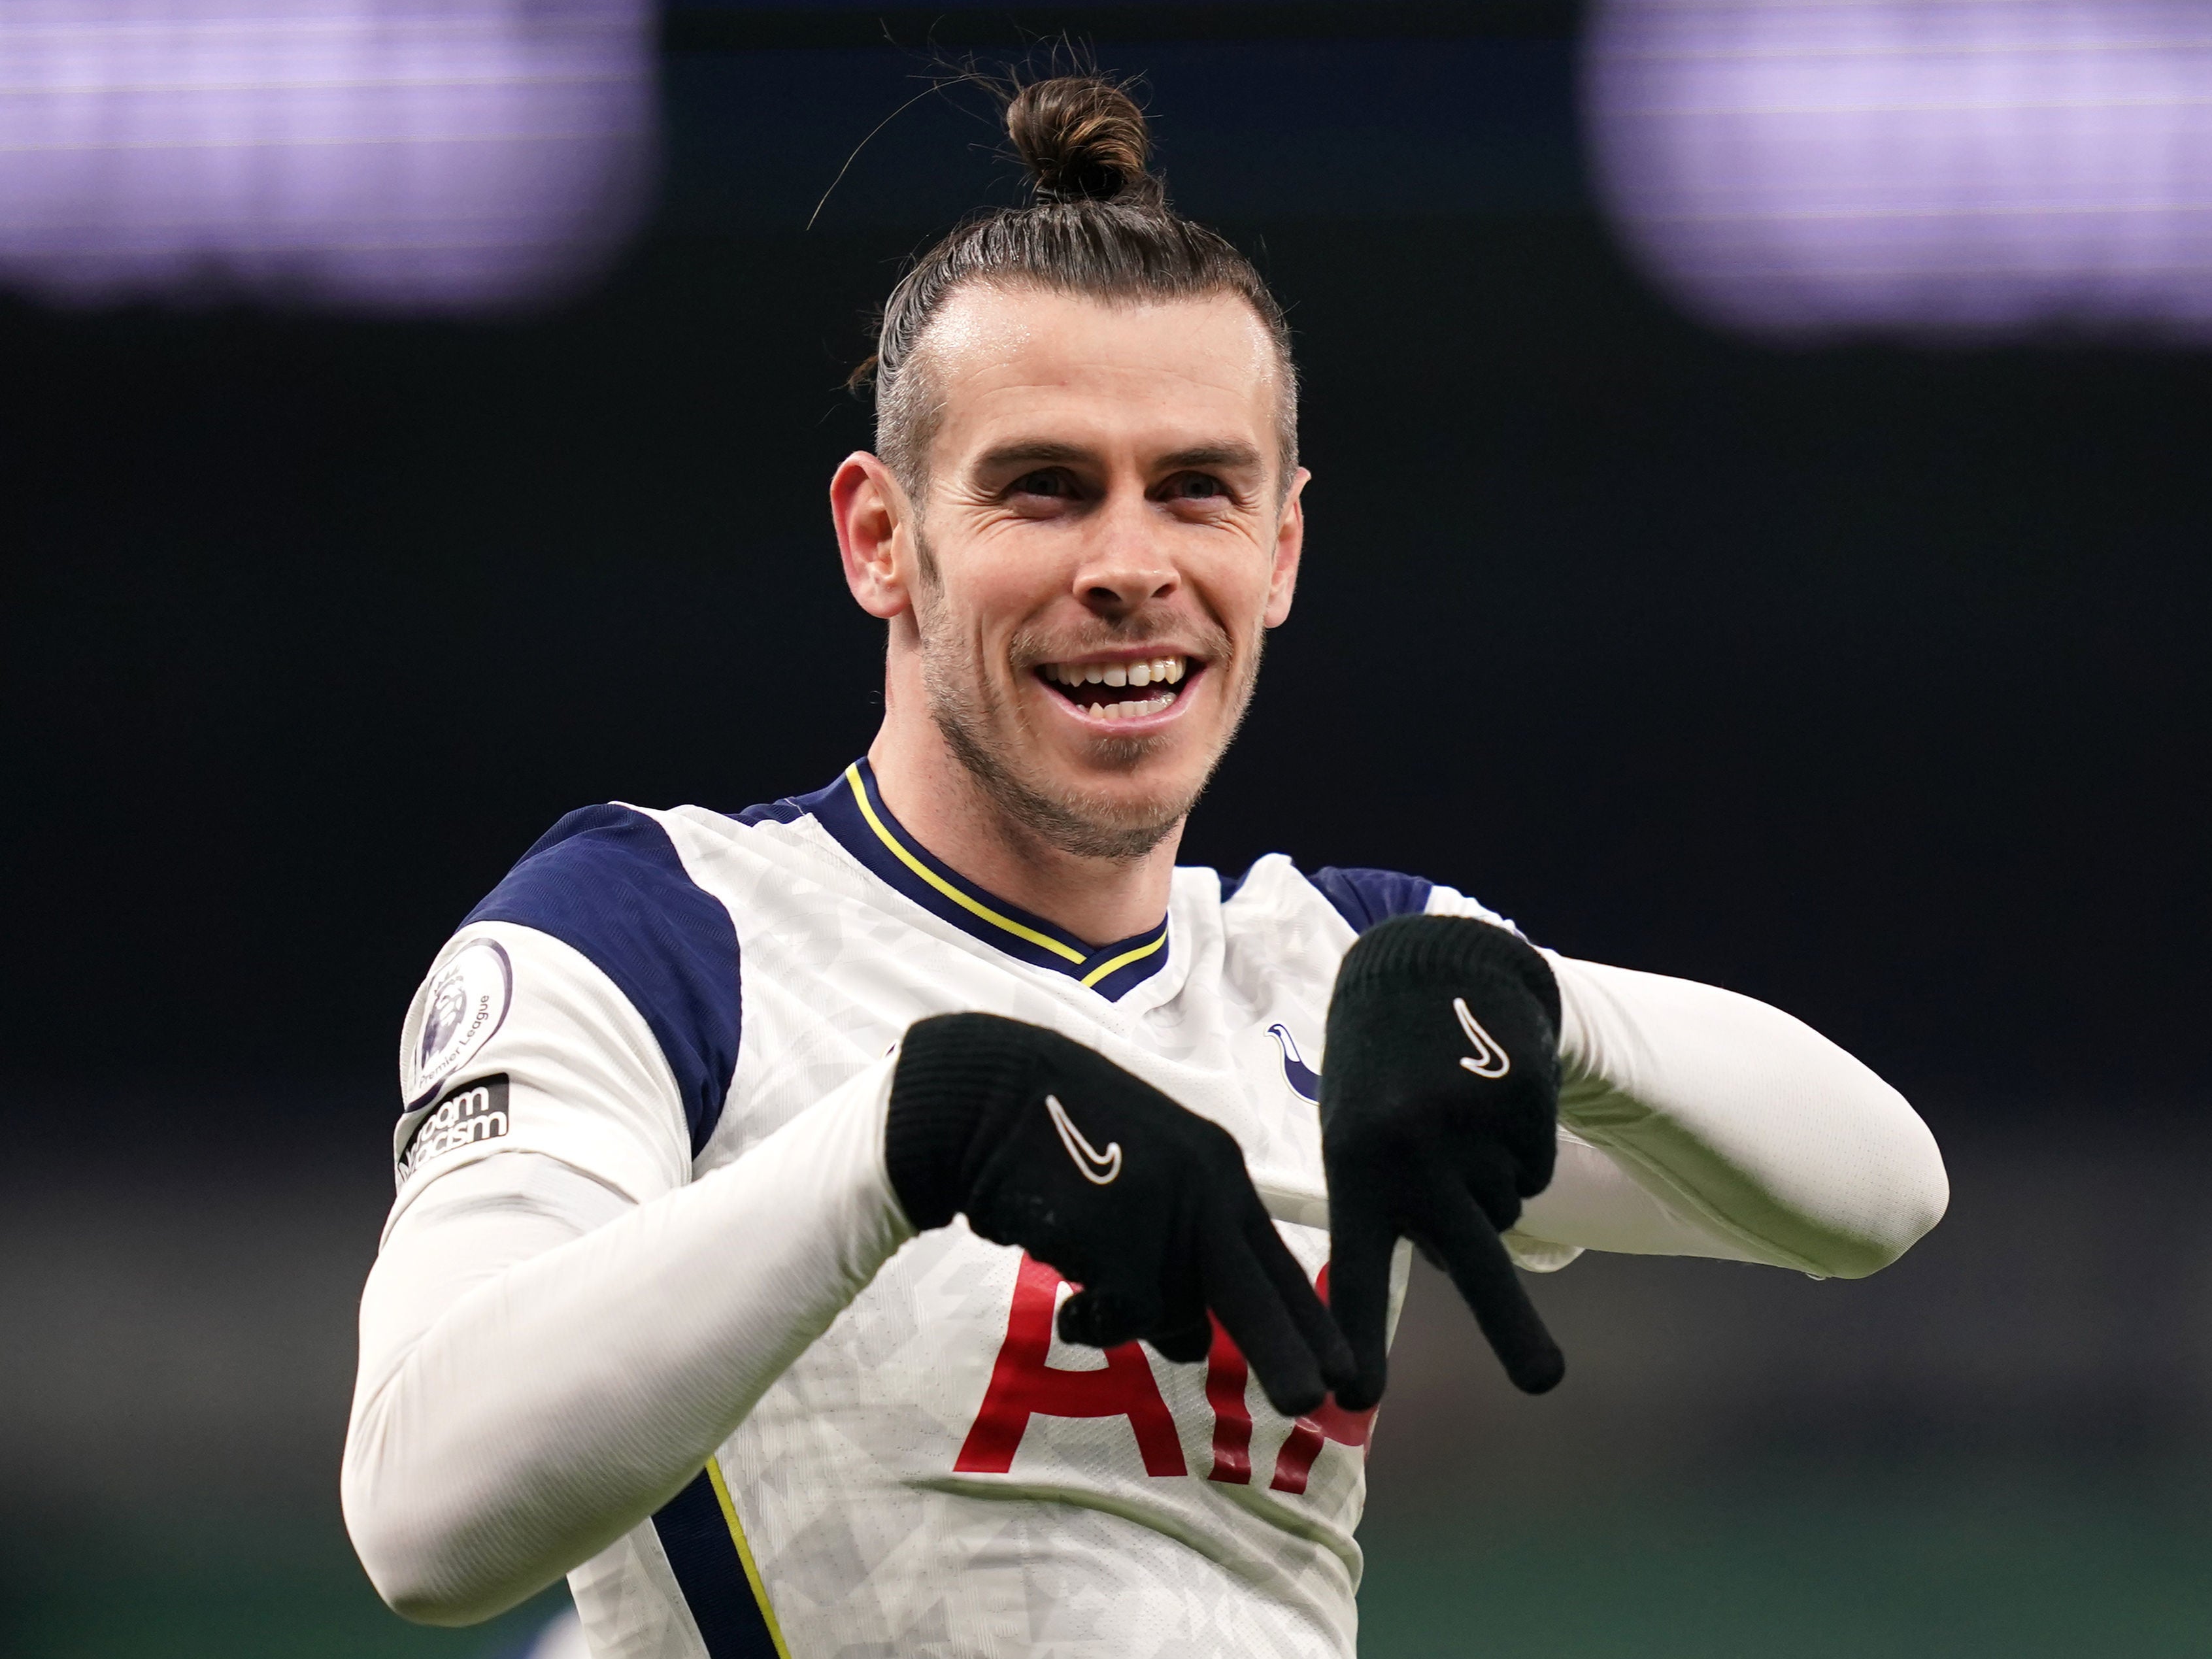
[894,284,1304,860]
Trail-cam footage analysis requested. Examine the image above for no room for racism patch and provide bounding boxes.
[395,1073,511,1185]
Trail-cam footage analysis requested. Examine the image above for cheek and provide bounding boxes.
[1189,541,1279,631]
[940,533,1071,629]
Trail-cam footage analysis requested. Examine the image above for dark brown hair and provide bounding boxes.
[864,75,1298,492]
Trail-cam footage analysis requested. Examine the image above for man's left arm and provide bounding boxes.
[1318,911,1948,1407]
[1509,954,1950,1280]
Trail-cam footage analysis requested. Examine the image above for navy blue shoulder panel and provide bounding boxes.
[1309,866,1435,933]
[466,805,740,1158]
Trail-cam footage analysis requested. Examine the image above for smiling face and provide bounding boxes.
[835,284,1306,863]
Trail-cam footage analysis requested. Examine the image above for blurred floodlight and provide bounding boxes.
[1586,0,2212,340]
[0,0,654,313]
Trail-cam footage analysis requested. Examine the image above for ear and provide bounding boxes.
[831,452,916,620]
[1262,466,1310,629]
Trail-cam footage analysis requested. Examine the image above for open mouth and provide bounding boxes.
[1033,654,1196,722]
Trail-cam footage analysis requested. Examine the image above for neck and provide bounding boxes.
[865,724,1182,948]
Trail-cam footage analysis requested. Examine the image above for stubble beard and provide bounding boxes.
[914,551,1259,865]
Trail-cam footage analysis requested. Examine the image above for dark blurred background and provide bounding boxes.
[4,1,2209,1654]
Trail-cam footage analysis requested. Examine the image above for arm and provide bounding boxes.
[346,932,1345,1624]
[1319,911,1949,1403]
[344,1067,909,1626]
[346,811,924,1624]
[1507,955,1950,1279]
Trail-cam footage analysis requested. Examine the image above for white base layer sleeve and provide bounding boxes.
[341,953,1947,1628]
[341,1055,912,1626]
[1507,955,1949,1277]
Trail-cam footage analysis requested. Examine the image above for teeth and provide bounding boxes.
[1087,692,1175,722]
[1044,656,1189,690]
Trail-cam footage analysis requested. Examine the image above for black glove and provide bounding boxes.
[887,1011,1354,1417]
[1320,914,1567,1408]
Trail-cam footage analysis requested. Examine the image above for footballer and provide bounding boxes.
[343,76,1949,1658]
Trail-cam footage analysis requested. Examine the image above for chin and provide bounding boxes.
[1062,733,1207,802]
[1032,752,1204,854]
[959,746,1184,863]
[930,670,1231,862]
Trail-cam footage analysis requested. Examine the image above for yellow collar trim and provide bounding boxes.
[1079,930,1169,987]
[843,764,1089,965]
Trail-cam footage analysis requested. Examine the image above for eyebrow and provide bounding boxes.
[974,439,1267,473]
[1158,442,1265,473]
[977,441,1094,471]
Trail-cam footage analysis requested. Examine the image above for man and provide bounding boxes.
[343,76,1947,1658]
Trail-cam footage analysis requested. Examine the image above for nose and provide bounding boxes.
[1072,495,1178,618]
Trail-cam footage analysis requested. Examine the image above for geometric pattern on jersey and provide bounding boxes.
[452,757,1223,1160]
[431,780,1520,1658]
[790,759,1173,1000]
[463,802,741,1157]
[458,765,1445,1164]
[650,1460,790,1659]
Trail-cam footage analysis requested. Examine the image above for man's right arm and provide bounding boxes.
[344,1064,911,1626]
[342,919,913,1626]
[344,928,1349,1626]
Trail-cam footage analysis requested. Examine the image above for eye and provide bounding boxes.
[1008,468,1074,499]
[1159,471,1247,504]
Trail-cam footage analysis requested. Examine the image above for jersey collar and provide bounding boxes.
[789,759,1172,1001]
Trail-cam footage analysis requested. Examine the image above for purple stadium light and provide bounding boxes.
[1584,0,2212,341]
[0,0,654,313]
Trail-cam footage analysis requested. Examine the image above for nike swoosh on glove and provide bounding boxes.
[888,1012,1355,1416]
[1320,914,1566,1409]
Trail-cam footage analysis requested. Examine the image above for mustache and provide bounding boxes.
[1006,614,1234,671]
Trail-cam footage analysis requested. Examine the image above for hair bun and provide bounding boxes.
[1007,76,1163,208]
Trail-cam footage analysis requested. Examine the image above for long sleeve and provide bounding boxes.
[340,817,935,1624]
[1504,954,1949,1278]
[341,1054,913,1626]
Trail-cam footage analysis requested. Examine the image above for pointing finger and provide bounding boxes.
[1200,1221,1326,1418]
[1323,1186,1399,1413]
[1414,1181,1564,1396]
[1244,1206,1356,1398]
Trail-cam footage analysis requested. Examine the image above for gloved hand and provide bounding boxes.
[1320,914,1566,1409]
[887,1011,1355,1416]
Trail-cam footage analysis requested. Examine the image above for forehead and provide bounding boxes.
[919,284,1282,460]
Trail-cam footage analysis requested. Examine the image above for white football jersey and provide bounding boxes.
[390,758,1519,1659]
